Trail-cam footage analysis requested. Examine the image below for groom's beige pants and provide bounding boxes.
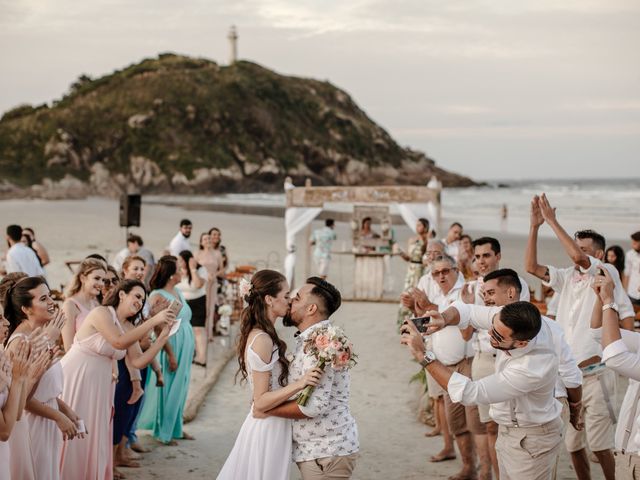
[297,453,357,479]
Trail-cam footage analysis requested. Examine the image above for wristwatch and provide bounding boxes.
[419,351,437,368]
[602,303,619,314]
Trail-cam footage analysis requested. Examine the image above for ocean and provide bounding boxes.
[147,177,640,242]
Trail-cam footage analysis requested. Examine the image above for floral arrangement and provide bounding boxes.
[218,304,233,317]
[238,278,252,298]
[297,324,357,406]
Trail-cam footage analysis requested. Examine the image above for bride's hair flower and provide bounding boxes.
[238,278,253,299]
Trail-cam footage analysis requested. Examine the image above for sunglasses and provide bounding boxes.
[103,278,117,287]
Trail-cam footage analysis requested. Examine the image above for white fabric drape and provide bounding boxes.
[284,207,322,286]
[397,202,438,233]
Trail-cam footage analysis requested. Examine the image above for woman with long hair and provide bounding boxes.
[61,258,107,351]
[60,279,174,480]
[0,299,40,480]
[605,245,625,278]
[397,218,429,328]
[1,275,82,480]
[22,228,50,266]
[103,266,120,301]
[138,255,196,445]
[180,248,210,366]
[195,233,224,344]
[117,255,164,461]
[217,269,322,480]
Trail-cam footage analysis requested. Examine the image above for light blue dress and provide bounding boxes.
[138,289,195,442]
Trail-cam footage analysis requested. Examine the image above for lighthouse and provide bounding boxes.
[228,25,238,64]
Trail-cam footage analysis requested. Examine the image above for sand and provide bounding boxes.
[0,197,611,479]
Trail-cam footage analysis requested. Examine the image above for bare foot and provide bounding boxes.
[430,449,456,463]
[125,447,141,460]
[114,467,126,479]
[127,384,144,405]
[130,442,150,453]
[182,431,195,440]
[447,468,478,480]
[115,457,141,468]
[161,439,178,446]
[424,428,441,437]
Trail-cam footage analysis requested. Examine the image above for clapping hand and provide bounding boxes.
[461,283,476,304]
[530,196,544,228]
[44,305,66,343]
[0,352,12,391]
[9,337,30,380]
[538,193,557,224]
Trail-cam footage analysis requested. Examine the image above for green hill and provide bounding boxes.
[0,53,476,197]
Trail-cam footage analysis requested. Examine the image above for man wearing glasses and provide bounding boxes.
[401,299,570,479]
[419,255,483,480]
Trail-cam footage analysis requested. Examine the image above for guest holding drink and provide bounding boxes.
[60,279,173,480]
[138,256,196,444]
[61,258,107,351]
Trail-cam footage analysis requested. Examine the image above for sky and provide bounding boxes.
[1,0,638,181]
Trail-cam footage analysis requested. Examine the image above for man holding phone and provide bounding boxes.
[411,255,483,480]
[402,300,564,479]
[525,194,634,480]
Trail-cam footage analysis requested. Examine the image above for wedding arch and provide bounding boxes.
[283,177,442,290]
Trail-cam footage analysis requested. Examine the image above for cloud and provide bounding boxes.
[393,123,640,139]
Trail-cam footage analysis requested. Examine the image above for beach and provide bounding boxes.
[0,194,632,479]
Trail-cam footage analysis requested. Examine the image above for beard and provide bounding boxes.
[183,231,191,238]
[282,312,296,327]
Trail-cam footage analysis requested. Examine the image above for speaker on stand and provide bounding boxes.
[119,194,141,239]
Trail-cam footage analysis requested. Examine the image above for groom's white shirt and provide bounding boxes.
[290,320,359,462]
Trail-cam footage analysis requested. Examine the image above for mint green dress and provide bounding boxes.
[138,289,195,443]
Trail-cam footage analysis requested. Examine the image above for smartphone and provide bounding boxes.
[168,299,182,315]
[76,419,86,434]
[411,316,431,333]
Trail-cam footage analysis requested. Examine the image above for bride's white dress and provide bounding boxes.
[217,332,292,480]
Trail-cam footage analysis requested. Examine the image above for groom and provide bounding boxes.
[262,276,359,479]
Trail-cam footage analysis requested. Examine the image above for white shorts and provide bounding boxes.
[314,258,331,276]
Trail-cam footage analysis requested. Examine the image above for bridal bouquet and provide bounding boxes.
[296,325,357,406]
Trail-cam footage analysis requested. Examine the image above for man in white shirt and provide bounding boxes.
[624,231,640,305]
[526,193,633,480]
[5,224,45,277]
[428,256,483,480]
[261,277,358,480]
[442,222,463,262]
[590,267,640,478]
[402,300,565,479]
[112,234,155,275]
[169,219,192,256]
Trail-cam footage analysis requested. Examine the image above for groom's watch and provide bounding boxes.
[419,351,437,368]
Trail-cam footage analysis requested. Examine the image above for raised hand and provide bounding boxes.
[149,297,170,318]
[44,306,66,342]
[26,347,52,384]
[400,319,426,362]
[530,196,544,228]
[400,291,415,311]
[9,338,30,379]
[461,282,476,304]
[410,288,432,315]
[538,193,557,224]
[424,311,447,335]
[27,327,50,356]
[0,353,12,391]
[592,267,615,304]
[152,308,176,329]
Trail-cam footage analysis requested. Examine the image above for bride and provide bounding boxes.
[217,269,322,480]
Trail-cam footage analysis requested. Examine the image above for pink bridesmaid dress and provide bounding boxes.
[0,385,10,480]
[26,360,64,480]
[6,333,36,480]
[60,306,126,480]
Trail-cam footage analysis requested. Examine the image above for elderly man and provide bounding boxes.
[413,255,482,479]
[402,300,565,479]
